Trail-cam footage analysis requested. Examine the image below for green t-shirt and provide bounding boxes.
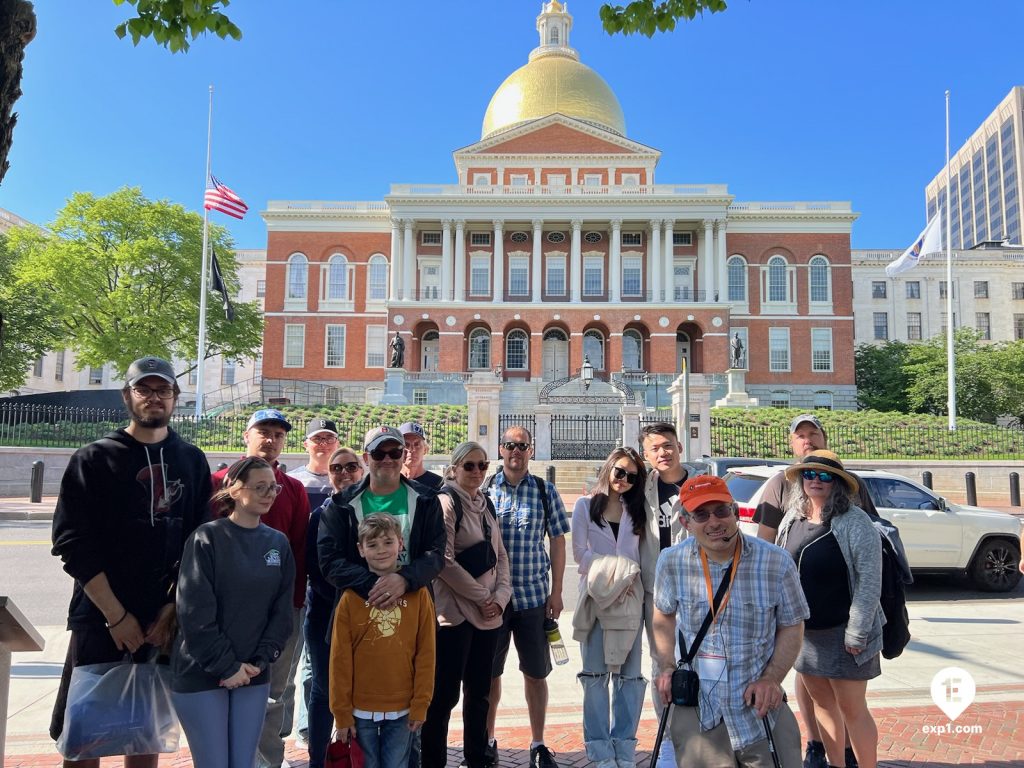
[360,486,411,565]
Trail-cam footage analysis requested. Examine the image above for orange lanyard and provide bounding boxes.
[700,544,742,628]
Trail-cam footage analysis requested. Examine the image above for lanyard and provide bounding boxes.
[700,543,741,628]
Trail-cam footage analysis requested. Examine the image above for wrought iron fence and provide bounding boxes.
[498,414,537,443]
[551,414,621,459]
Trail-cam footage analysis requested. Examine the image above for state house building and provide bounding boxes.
[261,1,858,412]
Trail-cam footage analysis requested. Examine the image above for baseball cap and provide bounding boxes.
[678,475,733,514]
[306,417,339,439]
[364,425,405,452]
[126,356,176,387]
[789,414,826,435]
[398,422,426,439]
[246,408,293,432]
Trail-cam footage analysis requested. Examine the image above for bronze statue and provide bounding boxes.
[389,332,405,368]
[730,332,744,368]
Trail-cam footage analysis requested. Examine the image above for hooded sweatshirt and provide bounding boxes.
[51,427,213,630]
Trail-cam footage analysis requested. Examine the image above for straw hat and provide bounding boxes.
[783,449,858,495]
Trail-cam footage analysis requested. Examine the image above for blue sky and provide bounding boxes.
[2,1,1021,249]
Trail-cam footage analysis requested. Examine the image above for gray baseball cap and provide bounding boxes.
[789,414,826,435]
[126,356,176,387]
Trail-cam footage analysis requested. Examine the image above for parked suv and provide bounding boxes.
[724,465,1023,592]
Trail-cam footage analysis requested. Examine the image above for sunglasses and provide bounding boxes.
[461,461,490,473]
[369,447,405,461]
[611,466,639,484]
[329,462,361,473]
[501,441,531,453]
[689,505,735,524]
[801,469,836,483]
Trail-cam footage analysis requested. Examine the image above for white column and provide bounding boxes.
[702,219,714,302]
[663,219,674,301]
[389,220,401,300]
[532,218,543,302]
[492,219,504,301]
[649,220,662,302]
[715,219,728,302]
[454,220,466,301]
[570,219,582,302]
[403,219,416,301]
[441,219,452,301]
[609,218,622,302]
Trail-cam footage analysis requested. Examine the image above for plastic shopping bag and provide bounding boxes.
[56,659,180,760]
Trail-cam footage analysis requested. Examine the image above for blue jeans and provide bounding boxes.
[304,604,335,768]
[172,683,270,768]
[578,620,647,765]
[354,715,414,768]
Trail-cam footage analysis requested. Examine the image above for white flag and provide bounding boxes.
[886,217,942,277]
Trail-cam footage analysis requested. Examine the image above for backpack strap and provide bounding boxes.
[440,488,464,534]
[533,474,551,535]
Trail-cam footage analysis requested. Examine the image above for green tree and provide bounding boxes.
[6,186,262,380]
[600,0,729,36]
[112,0,240,53]
[854,340,910,412]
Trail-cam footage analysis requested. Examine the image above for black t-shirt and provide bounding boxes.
[753,468,878,531]
[657,477,682,550]
[784,518,851,630]
[411,470,444,491]
[608,520,620,540]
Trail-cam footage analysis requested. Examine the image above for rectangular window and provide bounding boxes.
[472,173,491,186]
[1013,282,1024,300]
[510,174,529,186]
[583,174,602,186]
[974,280,989,299]
[325,325,346,367]
[368,259,388,300]
[871,281,887,299]
[939,281,955,299]
[1015,314,1024,340]
[546,255,566,295]
[256,279,266,298]
[421,231,441,245]
[770,391,791,408]
[672,232,693,246]
[366,326,387,367]
[810,328,832,372]
[284,324,305,367]
[221,359,236,386]
[547,174,566,186]
[621,173,640,186]
[509,256,529,296]
[32,357,43,377]
[976,312,991,340]
[55,350,65,382]
[906,281,921,299]
[872,312,889,341]
[470,232,491,247]
[470,256,490,296]
[413,389,428,405]
[621,232,642,246]
[622,256,642,296]
[907,312,922,340]
[768,328,790,372]
[583,256,603,296]
[940,312,958,334]
[88,366,103,385]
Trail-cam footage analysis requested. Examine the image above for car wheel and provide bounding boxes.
[968,538,1023,592]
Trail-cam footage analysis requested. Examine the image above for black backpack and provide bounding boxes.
[874,518,913,660]
[481,470,551,533]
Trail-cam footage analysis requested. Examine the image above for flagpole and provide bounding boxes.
[944,89,956,431]
[195,85,214,420]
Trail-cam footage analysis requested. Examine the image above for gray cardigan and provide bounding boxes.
[776,503,884,664]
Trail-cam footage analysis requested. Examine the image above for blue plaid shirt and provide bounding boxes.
[487,469,570,611]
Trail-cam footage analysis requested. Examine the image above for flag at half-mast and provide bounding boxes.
[210,246,236,322]
[885,216,941,277]
[204,175,248,219]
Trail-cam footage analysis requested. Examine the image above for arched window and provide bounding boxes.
[583,330,605,371]
[287,253,308,299]
[469,328,491,369]
[549,26,560,44]
[506,330,528,370]
[769,390,790,408]
[809,255,831,303]
[727,255,747,302]
[326,254,348,300]
[622,329,642,370]
[368,254,388,301]
[767,256,787,303]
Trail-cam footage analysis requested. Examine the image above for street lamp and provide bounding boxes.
[581,356,594,391]
[643,372,659,411]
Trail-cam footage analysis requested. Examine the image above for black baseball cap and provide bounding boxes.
[126,356,176,387]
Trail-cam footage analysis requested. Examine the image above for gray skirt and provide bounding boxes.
[794,624,881,680]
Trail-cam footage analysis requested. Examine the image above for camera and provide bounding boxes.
[671,667,700,707]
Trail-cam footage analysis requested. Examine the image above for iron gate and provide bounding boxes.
[498,413,536,442]
[551,414,621,459]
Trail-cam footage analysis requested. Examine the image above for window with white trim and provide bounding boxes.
[368,255,388,301]
[325,325,346,367]
[769,390,791,408]
[472,173,491,186]
[509,256,529,296]
[622,256,642,296]
[766,256,788,303]
[506,329,528,369]
[621,232,642,246]
[325,254,349,300]
[621,173,640,186]
[811,328,833,372]
[470,256,490,296]
[672,232,692,246]
[324,386,341,405]
[546,255,566,295]
[284,324,305,367]
[622,329,642,370]
[510,174,529,187]
[421,231,441,245]
[727,255,747,302]
[469,328,490,369]
[809,256,831,303]
[583,329,605,370]
[413,389,428,405]
[583,256,603,296]
[583,173,602,186]
[366,326,387,367]
[768,327,790,372]
[256,280,266,298]
[470,232,491,247]
[287,254,307,299]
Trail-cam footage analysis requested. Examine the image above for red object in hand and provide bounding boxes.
[326,735,365,768]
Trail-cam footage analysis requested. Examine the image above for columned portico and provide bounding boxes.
[663,219,674,301]
[609,218,622,301]
[649,219,662,301]
[441,219,453,301]
[403,219,416,300]
[715,219,727,302]
[390,220,401,300]
[532,218,543,301]
[454,219,466,301]
[702,218,714,300]
[570,219,582,302]
[492,219,504,300]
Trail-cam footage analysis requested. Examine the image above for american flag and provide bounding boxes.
[203,175,248,219]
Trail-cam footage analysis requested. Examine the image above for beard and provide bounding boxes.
[127,397,173,429]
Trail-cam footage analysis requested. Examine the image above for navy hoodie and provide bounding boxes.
[51,427,213,630]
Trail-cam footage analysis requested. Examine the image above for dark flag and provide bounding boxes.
[210,247,235,322]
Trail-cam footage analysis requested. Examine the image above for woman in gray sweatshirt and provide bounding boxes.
[171,457,295,768]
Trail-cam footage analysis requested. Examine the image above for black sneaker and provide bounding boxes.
[844,746,858,768]
[803,741,827,768]
[530,744,559,768]
[483,740,499,768]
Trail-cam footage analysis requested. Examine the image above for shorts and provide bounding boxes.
[49,624,159,742]
[491,604,551,680]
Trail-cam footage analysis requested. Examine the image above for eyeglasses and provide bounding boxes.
[611,466,639,484]
[801,469,836,483]
[501,441,531,453]
[369,447,405,461]
[461,461,490,473]
[130,385,176,400]
[329,462,361,474]
[243,483,282,497]
[688,505,735,524]
[308,435,338,446]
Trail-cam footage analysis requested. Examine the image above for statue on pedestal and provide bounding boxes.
[389,333,405,368]
[730,332,744,368]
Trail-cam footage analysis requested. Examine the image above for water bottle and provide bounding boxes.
[544,618,569,665]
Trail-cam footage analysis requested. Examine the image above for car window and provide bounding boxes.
[865,478,938,511]
[724,473,768,503]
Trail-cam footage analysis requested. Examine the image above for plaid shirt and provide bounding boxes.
[487,469,570,611]
[654,534,809,751]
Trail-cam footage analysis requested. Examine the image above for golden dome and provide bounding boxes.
[481,53,626,139]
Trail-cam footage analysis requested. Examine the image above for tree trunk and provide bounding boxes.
[0,0,36,186]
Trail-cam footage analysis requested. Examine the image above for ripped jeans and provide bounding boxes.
[578,619,647,766]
